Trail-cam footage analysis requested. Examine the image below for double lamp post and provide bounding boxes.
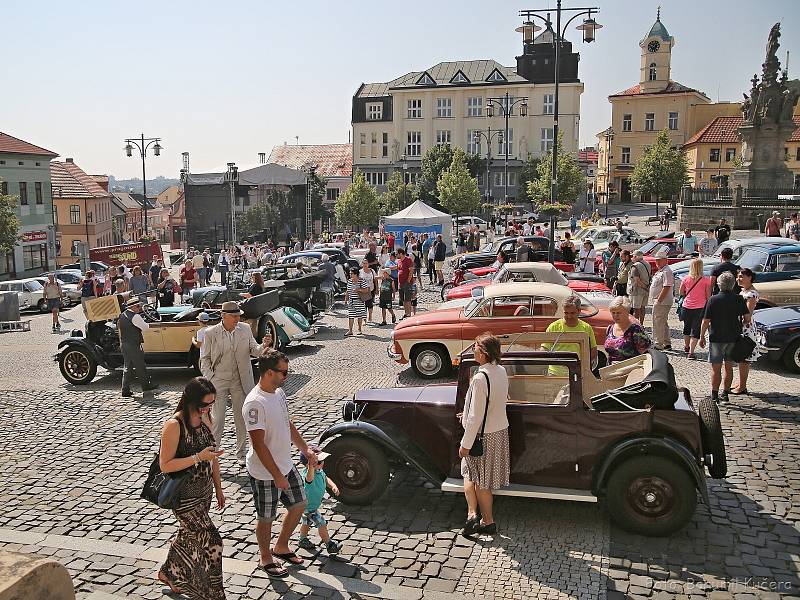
[124,134,162,237]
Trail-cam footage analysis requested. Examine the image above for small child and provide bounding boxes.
[298,446,341,554]
[378,269,396,326]
[410,282,418,315]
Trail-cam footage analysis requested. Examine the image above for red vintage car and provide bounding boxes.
[636,238,698,271]
[389,282,613,379]
[468,259,574,278]
[446,262,609,302]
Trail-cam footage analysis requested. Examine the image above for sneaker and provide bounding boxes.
[379,321,387,326]
[326,540,341,555]
[719,391,730,403]
[711,391,719,403]
[298,537,316,552]
[52,326,56,332]
[121,390,133,398]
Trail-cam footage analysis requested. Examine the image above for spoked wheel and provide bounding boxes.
[324,436,389,505]
[58,348,98,385]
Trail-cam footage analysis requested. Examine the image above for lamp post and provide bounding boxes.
[304,163,317,240]
[473,128,504,210]
[486,93,528,207]
[519,3,602,261]
[401,154,409,208]
[225,162,238,245]
[604,128,614,220]
[124,134,162,236]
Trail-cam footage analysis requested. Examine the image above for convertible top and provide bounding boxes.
[590,350,678,411]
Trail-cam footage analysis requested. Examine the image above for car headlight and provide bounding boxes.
[342,399,356,421]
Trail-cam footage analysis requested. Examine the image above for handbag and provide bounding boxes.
[731,334,756,362]
[467,372,491,457]
[141,419,190,509]
[676,276,702,321]
[357,284,373,301]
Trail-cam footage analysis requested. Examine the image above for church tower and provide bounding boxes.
[639,8,675,93]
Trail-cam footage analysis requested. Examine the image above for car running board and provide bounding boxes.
[440,478,597,503]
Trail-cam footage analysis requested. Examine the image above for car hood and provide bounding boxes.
[355,384,456,406]
[447,278,493,299]
[395,307,463,331]
[753,305,800,328]
[670,257,719,276]
[567,280,608,292]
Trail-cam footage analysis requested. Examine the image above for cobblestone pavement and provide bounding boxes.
[1,225,800,598]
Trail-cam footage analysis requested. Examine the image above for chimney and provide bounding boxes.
[65,157,74,163]
[258,152,266,164]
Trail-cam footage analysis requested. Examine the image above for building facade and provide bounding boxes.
[595,12,741,203]
[267,143,352,208]
[110,192,143,243]
[51,159,113,266]
[0,132,58,280]
[352,24,584,204]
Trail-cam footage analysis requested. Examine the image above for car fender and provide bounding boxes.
[320,420,446,485]
[592,436,709,504]
[55,338,108,368]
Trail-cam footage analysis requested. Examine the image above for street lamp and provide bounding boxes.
[473,128,505,209]
[401,154,409,208]
[519,2,602,261]
[225,162,238,245]
[123,134,162,236]
[604,128,614,219]
[303,163,318,240]
[486,93,528,207]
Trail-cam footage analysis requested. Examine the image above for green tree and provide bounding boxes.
[465,153,487,179]
[630,129,689,212]
[517,153,542,202]
[307,171,329,222]
[237,189,292,239]
[527,131,585,210]
[379,171,412,215]
[437,147,481,216]
[0,179,20,253]
[335,170,381,230]
[419,144,454,202]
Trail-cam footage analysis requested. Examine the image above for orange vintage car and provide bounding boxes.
[388,282,614,378]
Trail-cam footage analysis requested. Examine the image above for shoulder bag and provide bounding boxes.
[676,276,703,321]
[467,372,491,457]
[141,419,191,509]
[357,280,373,301]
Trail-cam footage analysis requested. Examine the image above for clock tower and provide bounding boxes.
[639,8,674,93]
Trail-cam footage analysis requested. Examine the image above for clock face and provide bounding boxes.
[648,40,660,52]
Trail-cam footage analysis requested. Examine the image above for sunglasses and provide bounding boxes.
[270,368,290,377]
[199,400,215,411]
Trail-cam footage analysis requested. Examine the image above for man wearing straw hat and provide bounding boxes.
[201,301,272,465]
[118,296,158,397]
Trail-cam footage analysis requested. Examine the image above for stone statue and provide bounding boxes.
[766,23,780,64]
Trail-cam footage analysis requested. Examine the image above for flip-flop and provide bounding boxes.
[157,571,182,594]
[258,562,288,578]
[272,550,304,565]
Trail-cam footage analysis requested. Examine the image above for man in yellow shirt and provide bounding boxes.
[543,295,597,375]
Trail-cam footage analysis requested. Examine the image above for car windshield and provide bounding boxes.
[572,229,593,241]
[25,280,44,291]
[637,240,663,254]
[736,249,770,271]
[492,267,508,282]
[481,241,494,252]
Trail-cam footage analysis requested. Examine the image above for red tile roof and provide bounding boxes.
[51,160,111,199]
[685,116,800,145]
[267,144,352,178]
[610,80,707,98]
[578,149,598,162]
[0,131,58,157]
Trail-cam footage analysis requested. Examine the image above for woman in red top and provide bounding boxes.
[180,260,198,297]
[678,258,712,359]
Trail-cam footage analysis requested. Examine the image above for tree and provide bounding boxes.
[465,153,487,179]
[527,131,585,211]
[437,147,481,216]
[307,171,329,222]
[0,179,20,253]
[517,153,542,203]
[419,144,454,202]
[335,170,381,230]
[630,129,689,212]
[379,171,412,215]
[237,189,292,239]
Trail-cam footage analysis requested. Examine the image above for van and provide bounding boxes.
[453,216,488,231]
[0,278,46,312]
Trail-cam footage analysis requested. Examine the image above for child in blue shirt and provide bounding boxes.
[298,445,341,554]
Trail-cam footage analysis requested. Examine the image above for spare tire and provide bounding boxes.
[698,397,727,478]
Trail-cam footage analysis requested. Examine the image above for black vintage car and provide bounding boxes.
[457,236,564,270]
[753,305,800,372]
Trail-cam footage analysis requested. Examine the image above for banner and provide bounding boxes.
[384,224,442,239]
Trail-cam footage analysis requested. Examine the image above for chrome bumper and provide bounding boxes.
[387,344,403,361]
[291,326,317,341]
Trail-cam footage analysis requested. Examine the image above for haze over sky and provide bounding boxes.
[5,0,799,179]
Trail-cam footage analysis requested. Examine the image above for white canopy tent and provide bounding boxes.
[383,201,453,251]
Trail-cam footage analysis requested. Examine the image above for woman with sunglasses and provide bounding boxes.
[157,377,226,598]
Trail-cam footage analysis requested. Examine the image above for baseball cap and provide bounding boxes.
[300,444,331,465]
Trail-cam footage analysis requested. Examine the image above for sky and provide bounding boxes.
[4,0,799,179]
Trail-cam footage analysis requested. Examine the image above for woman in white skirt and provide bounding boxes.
[459,333,509,536]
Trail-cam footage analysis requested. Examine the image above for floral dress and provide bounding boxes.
[604,323,652,363]
[740,288,762,363]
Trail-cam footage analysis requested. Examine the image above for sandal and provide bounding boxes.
[730,388,748,395]
[258,562,289,578]
[157,571,182,594]
[272,550,304,565]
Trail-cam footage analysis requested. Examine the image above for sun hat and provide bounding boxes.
[221,301,243,315]
[197,312,211,322]
[654,250,669,259]
[125,296,141,307]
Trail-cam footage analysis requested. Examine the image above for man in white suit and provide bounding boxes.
[201,301,271,465]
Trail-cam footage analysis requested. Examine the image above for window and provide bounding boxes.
[87,211,93,223]
[668,112,678,130]
[725,148,736,162]
[498,128,513,156]
[508,172,517,187]
[540,128,554,153]
[621,147,631,164]
[367,103,383,120]
[382,133,389,158]
[775,253,800,273]
[407,99,422,119]
[486,69,507,83]
[406,131,422,156]
[710,148,720,162]
[785,147,790,161]
[19,182,28,205]
[796,147,800,162]
[70,204,81,224]
[649,63,657,81]
[436,98,452,118]
[404,172,418,185]
[543,94,554,115]
[371,132,378,158]
[500,95,517,116]
[622,114,632,132]
[326,188,340,202]
[22,245,44,270]
[737,249,769,272]
[417,73,435,86]
[71,240,81,256]
[493,172,504,187]
[35,182,43,204]
[451,71,469,84]
[644,113,655,131]
[359,133,366,159]
[467,130,481,155]
[365,172,387,186]
[467,97,483,117]
[436,130,451,146]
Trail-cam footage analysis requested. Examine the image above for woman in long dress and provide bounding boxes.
[158,377,226,599]
[732,268,761,394]
[345,268,368,336]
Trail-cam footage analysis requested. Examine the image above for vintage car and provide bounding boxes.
[445,262,609,302]
[389,282,613,379]
[668,236,800,275]
[55,291,286,385]
[753,305,800,372]
[324,333,726,536]
[34,276,80,308]
[454,236,569,271]
[0,278,47,312]
[573,225,646,252]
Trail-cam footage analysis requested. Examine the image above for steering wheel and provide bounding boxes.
[141,302,161,323]
[201,301,212,309]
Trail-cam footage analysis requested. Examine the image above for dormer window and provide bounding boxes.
[649,63,657,81]
[450,70,470,84]
[486,68,507,83]
[416,72,436,86]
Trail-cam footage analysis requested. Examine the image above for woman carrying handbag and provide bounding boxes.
[458,333,509,537]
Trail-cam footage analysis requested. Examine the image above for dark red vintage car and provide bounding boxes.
[321,334,726,536]
[636,238,697,271]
